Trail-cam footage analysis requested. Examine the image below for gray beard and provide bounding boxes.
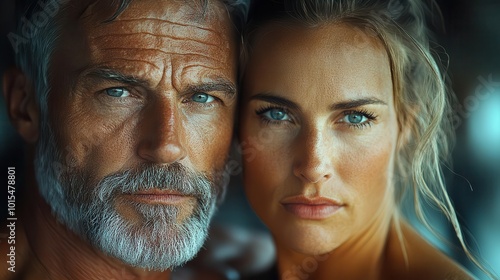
[33,121,228,271]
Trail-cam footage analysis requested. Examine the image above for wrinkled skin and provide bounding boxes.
[1,0,239,279]
[49,0,237,202]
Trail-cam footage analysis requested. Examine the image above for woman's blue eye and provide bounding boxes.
[105,88,130,98]
[344,113,367,124]
[263,108,290,121]
[192,93,215,103]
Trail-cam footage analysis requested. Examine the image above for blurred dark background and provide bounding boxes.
[1,0,499,278]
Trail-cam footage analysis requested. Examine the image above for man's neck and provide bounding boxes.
[21,166,171,280]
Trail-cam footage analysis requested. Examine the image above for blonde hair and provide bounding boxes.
[241,0,494,278]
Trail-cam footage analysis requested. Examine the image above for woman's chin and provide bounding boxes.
[273,223,347,256]
[288,242,334,256]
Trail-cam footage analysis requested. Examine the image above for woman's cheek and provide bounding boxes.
[242,152,274,222]
[338,133,396,221]
[242,131,291,219]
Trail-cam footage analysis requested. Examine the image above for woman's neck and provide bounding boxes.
[274,204,396,280]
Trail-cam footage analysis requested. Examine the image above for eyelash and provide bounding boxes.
[341,109,378,129]
[100,86,135,96]
[99,87,222,108]
[182,93,222,110]
[255,106,378,129]
[98,87,139,106]
[255,105,293,126]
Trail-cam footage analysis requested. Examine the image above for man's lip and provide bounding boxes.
[133,189,186,196]
[124,189,192,205]
[280,195,344,220]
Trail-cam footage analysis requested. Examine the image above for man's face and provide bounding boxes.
[34,0,237,270]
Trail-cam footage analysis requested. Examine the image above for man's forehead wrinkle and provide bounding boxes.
[67,0,235,99]
[89,18,228,49]
[98,58,161,71]
[87,45,227,83]
[110,0,224,30]
[179,49,236,75]
[129,0,222,24]
[182,64,225,72]
[92,31,222,48]
[91,31,224,55]
[168,57,235,96]
[179,63,235,88]
[111,17,223,35]
[97,47,226,64]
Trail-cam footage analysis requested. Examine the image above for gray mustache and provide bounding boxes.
[95,163,214,202]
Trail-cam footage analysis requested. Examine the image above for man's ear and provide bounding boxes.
[3,67,40,143]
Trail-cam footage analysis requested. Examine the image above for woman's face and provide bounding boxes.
[240,23,400,254]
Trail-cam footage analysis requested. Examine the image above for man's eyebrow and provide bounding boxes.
[249,93,301,111]
[86,68,149,86]
[330,98,387,110]
[85,68,236,98]
[187,81,237,99]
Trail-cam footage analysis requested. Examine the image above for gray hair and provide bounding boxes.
[11,0,247,270]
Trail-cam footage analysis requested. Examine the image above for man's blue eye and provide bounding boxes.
[264,108,290,121]
[345,113,367,124]
[192,93,215,103]
[105,88,130,98]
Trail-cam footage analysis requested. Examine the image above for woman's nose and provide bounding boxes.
[293,127,333,184]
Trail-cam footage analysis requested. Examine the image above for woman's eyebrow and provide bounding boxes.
[249,92,301,111]
[250,93,387,111]
[329,98,387,110]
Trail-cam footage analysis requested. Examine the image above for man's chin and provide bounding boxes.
[39,188,215,271]
[34,136,220,270]
[88,206,211,271]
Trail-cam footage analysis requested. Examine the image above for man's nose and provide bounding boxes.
[137,97,187,164]
[293,127,333,184]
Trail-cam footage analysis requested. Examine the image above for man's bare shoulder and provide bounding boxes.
[0,224,43,280]
[1,229,17,280]
[383,221,476,280]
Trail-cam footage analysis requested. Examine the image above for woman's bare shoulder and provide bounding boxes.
[383,221,476,280]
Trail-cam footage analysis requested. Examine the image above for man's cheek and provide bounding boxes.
[188,121,232,162]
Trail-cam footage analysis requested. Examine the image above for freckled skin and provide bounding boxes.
[240,23,473,279]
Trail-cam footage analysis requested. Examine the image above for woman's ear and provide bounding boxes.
[3,67,40,143]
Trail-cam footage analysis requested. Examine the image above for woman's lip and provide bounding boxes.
[280,196,344,220]
[282,204,343,220]
[280,195,343,206]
